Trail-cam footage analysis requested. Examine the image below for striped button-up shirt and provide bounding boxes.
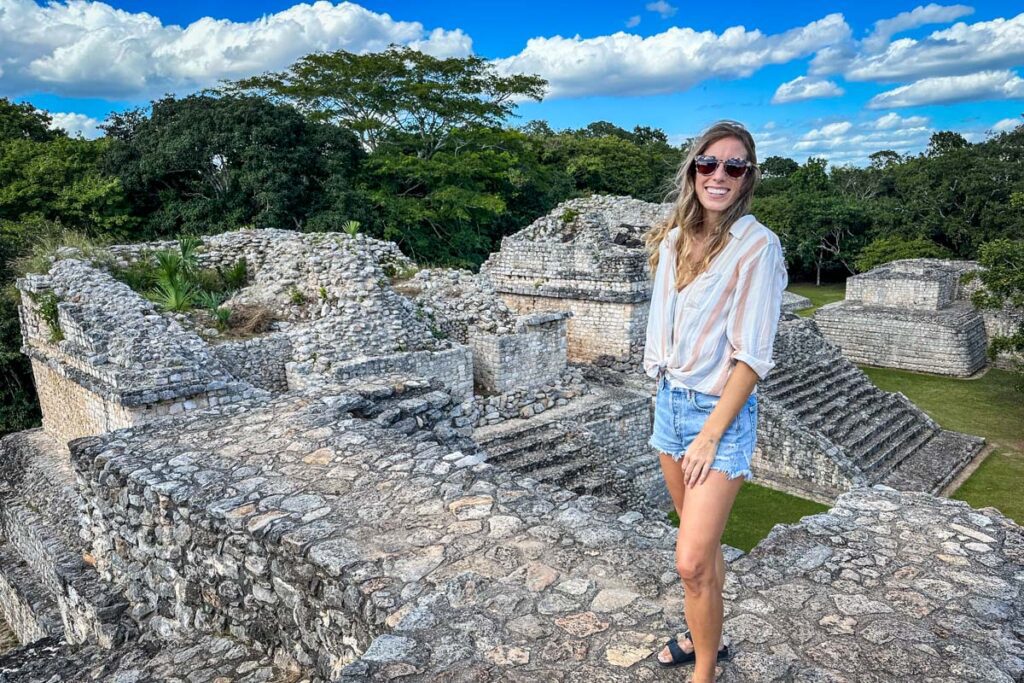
[643,214,788,396]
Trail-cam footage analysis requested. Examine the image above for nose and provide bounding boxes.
[712,162,730,181]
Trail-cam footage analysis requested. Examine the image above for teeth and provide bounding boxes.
[707,188,728,196]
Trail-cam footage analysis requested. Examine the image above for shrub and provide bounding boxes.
[855,236,954,273]
[343,220,361,236]
[560,208,579,223]
[289,287,306,305]
[219,258,248,289]
[195,290,228,310]
[214,307,232,331]
[33,292,63,342]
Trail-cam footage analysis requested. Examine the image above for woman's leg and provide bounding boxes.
[657,453,727,663]
[675,470,744,681]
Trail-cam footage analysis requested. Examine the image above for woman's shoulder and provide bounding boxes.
[741,215,783,250]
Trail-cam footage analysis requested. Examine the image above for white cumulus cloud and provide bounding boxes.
[867,70,1024,108]
[0,0,473,99]
[645,1,678,18]
[872,112,930,129]
[841,12,1024,82]
[48,111,104,139]
[772,76,845,104]
[992,117,1022,132]
[862,3,974,53]
[493,13,851,99]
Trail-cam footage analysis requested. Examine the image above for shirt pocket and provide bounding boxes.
[682,271,723,310]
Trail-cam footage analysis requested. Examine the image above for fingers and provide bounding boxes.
[681,455,711,488]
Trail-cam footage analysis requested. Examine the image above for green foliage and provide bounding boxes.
[33,291,63,342]
[318,286,328,301]
[289,287,306,305]
[9,221,112,279]
[964,239,1024,377]
[854,236,954,272]
[0,136,134,236]
[0,98,62,143]
[195,290,228,310]
[228,45,546,159]
[102,94,366,238]
[560,208,579,223]
[149,273,196,312]
[219,258,249,289]
[214,306,232,330]
[343,220,360,236]
[0,286,39,436]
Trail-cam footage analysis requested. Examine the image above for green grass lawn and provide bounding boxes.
[786,281,846,317]
[858,364,1024,524]
[668,483,829,553]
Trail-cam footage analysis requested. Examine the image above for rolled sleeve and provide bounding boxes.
[726,240,788,381]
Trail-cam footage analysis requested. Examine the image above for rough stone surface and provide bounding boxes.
[815,258,1024,376]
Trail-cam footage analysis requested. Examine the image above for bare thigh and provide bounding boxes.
[676,470,744,565]
[659,452,687,517]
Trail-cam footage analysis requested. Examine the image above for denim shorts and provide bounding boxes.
[648,374,758,482]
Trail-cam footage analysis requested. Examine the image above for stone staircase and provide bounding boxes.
[0,430,131,651]
[761,317,984,495]
[474,386,654,507]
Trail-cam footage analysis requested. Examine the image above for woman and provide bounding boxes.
[642,120,787,682]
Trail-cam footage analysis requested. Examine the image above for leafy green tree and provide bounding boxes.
[854,235,954,272]
[927,131,969,156]
[0,98,61,142]
[963,238,1024,388]
[0,137,132,235]
[103,94,366,237]
[760,156,799,179]
[229,45,546,159]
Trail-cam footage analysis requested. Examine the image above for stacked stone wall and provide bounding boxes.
[469,314,568,393]
[211,334,292,394]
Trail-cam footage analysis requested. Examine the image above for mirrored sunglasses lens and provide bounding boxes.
[695,160,717,175]
[724,161,748,178]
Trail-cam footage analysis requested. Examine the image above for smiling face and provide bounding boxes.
[693,135,750,226]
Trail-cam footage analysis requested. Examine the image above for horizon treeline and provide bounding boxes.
[2,45,1022,435]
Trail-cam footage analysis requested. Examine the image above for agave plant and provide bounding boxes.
[150,276,196,312]
[343,220,361,236]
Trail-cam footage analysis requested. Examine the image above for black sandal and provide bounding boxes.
[657,628,731,668]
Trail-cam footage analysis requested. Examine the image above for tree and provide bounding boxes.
[964,238,1024,389]
[228,45,546,159]
[0,98,62,142]
[760,156,799,179]
[854,236,954,272]
[0,137,132,236]
[927,131,968,156]
[102,94,366,237]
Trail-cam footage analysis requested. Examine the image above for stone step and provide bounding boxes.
[519,455,593,491]
[823,396,904,444]
[773,365,866,407]
[841,408,918,459]
[493,434,585,473]
[0,543,62,646]
[0,430,129,647]
[762,355,844,395]
[481,422,570,462]
[792,383,879,426]
[859,422,937,476]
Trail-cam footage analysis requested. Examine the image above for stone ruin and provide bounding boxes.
[815,258,1024,376]
[0,198,1020,681]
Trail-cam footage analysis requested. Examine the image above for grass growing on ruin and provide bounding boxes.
[668,484,829,553]
[786,281,846,317]
[858,364,1024,524]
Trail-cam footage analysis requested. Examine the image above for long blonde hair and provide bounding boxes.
[644,120,760,291]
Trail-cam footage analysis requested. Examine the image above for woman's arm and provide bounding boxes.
[680,361,758,488]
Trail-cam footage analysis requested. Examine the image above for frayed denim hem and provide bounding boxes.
[649,437,686,462]
[709,463,754,482]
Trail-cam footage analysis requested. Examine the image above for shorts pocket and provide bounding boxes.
[691,391,719,413]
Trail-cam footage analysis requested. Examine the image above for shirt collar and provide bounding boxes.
[728,215,756,240]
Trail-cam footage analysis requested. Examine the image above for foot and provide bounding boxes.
[657,630,725,664]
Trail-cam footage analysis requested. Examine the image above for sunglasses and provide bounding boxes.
[693,155,754,179]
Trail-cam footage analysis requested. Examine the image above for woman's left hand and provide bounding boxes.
[681,431,720,488]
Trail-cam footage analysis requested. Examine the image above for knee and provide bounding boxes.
[676,551,714,586]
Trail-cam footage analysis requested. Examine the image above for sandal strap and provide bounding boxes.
[666,638,686,663]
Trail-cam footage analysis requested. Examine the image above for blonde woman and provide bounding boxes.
[643,121,787,681]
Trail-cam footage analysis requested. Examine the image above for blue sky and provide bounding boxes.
[2,0,1022,165]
